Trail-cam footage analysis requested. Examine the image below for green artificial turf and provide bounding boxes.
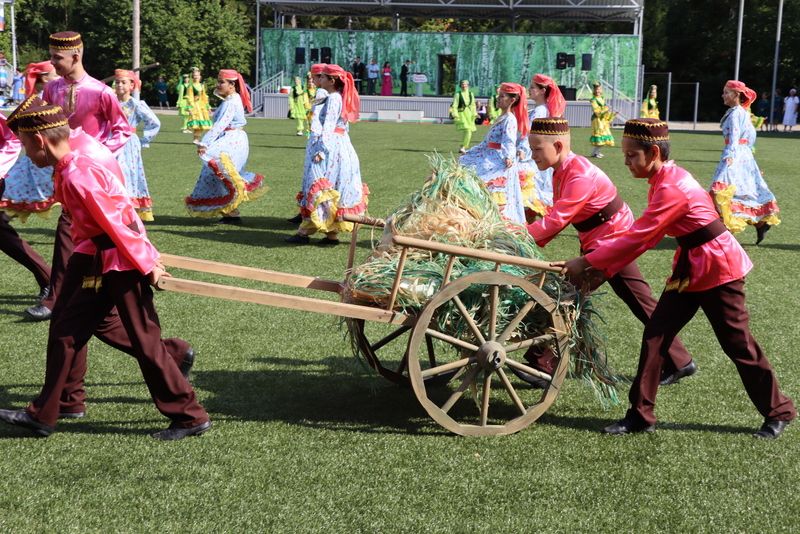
[0,116,798,532]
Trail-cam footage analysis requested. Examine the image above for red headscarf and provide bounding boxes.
[725,80,757,110]
[532,73,566,118]
[310,63,326,75]
[323,64,360,123]
[24,61,54,98]
[499,82,530,137]
[114,69,141,91]
[219,69,252,113]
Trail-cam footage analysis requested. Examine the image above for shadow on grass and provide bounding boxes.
[192,356,446,436]
[745,243,800,252]
[147,215,378,251]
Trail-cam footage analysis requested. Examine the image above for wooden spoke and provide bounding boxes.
[480,372,492,426]
[504,333,556,353]
[489,284,499,341]
[425,328,479,352]
[496,300,536,345]
[372,325,413,351]
[497,368,527,416]
[441,365,480,414]
[420,356,475,379]
[425,334,436,367]
[452,295,486,344]
[505,358,553,382]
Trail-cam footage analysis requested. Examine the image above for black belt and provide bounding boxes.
[83,222,140,290]
[666,218,727,292]
[572,195,624,232]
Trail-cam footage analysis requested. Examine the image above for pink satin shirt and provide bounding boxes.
[0,115,21,176]
[586,161,752,292]
[43,73,132,155]
[54,151,158,275]
[527,151,634,251]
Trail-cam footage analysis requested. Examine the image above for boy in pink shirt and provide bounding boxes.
[525,118,694,386]
[0,98,210,440]
[557,118,795,438]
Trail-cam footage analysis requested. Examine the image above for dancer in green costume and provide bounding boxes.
[449,80,477,154]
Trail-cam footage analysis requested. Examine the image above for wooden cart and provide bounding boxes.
[157,215,569,437]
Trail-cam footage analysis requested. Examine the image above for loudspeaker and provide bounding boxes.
[556,52,567,70]
[581,53,593,71]
[558,86,577,101]
[310,48,319,62]
[321,47,332,64]
[295,47,305,64]
[566,54,575,68]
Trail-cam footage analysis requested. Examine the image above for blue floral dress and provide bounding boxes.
[297,88,328,209]
[459,112,525,223]
[0,92,56,222]
[117,97,160,221]
[516,104,553,217]
[299,91,368,234]
[185,92,266,217]
[710,105,780,232]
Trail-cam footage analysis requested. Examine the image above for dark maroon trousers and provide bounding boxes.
[627,279,796,426]
[34,210,191,416]
[26,253,209,428]
[0,211,51,290]
[39,210,73,310]
[532,261,693,375]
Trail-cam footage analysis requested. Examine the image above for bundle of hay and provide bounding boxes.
[346,155,621,401]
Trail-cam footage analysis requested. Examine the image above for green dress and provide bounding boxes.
[449,89,477,133]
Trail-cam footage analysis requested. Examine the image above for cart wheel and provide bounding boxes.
[406,271,570,436]
[347,318,462,387]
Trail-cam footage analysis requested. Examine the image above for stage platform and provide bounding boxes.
[257,93,638,128]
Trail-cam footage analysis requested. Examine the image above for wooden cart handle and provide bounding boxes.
[391,234,563,273]
[340,214,385,228]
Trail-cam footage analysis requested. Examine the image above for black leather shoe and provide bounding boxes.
[508,366,549,389]
[0,409,54,437]
[151,420,212,441]
[287,214,302,224]
[285,234,310,244]
[179,348,195,379]
[755,223,771,245]
[37,285,50,303]
[602,417,655,435]
[753,418,790,439]
[24,304,52,321]
[58,411,86,419]
[660,360,698,386]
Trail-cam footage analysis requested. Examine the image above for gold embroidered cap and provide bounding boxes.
[7,96,69,134]
[623,118,670,142]
[530,117,570,136]
[49,31,83,50]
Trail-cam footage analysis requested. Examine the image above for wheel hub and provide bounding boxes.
[476,341,506,370]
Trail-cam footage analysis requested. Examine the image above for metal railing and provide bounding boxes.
[251,71,285,113]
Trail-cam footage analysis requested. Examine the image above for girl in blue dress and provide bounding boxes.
[0,62,59,221]
[459,82,527,224]
[114,69,161,221]
[185,69,266,223]
[287,63,368,245]
[289,64,328,224]
[516,74,566,220]
[710,80,780,244]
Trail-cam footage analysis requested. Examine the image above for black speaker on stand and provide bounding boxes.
[294,47,305,64]
[558,86,577,101]
[556,52,567,70]
[321,47,332,64]
[310,48,319,62]
[581,53,593,71]
[566,54,575,68]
